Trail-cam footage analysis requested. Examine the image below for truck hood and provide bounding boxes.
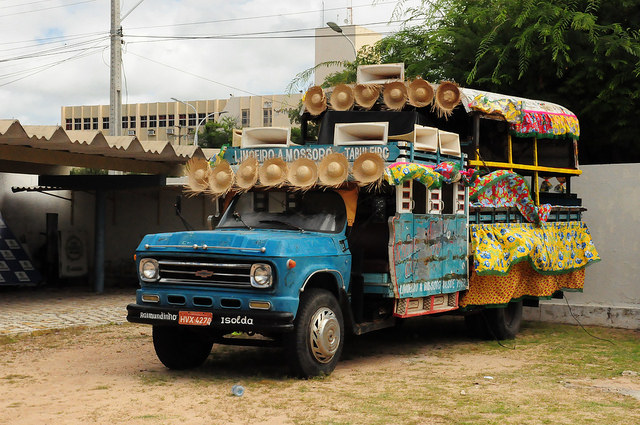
[137,229,346,258]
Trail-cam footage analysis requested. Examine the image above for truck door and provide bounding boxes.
[390,181,468,299]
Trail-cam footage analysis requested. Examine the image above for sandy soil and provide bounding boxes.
[1,318,638,425]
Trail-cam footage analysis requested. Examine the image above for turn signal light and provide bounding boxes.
[287,259,296,269]
[141,294,160,303]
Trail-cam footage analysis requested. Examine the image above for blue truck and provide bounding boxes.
[127,76,598,377]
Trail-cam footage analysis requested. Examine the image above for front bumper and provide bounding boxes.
[126,303,294,332]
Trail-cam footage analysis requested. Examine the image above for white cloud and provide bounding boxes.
[0,0,420,125]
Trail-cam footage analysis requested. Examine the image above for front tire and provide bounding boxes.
[286,289,344,378]
[152,326,213,370]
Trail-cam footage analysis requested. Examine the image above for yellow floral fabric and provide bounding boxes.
[471,221,600,275]
[459,262,585,307]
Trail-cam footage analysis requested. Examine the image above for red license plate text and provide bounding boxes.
[178,311,213,326]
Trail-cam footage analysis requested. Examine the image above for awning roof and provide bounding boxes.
[0,120,216,175]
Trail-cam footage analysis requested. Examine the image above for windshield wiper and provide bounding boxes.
[259,220,305,232]
[233,211,253,230]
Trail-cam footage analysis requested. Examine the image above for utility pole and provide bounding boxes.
[109,0,122,137]
[110,0,144,137]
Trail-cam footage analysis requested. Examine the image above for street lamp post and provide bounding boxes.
[326,21,356,59]
[171,97,198,146]
[195,111,228,147]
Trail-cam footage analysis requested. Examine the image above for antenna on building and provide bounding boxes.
[348,0,353,25]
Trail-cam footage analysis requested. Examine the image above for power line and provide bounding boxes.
[0,0,63,10]
[126,1,400,31]
[0,31,107,51]
[0,0,96,17]
[0,35,109,63]
[0,43,104,87]
[125,19,409,41]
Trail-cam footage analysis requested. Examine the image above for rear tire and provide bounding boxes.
[286,289,344,378]
[152,326,213,370]
[465,300,523,340]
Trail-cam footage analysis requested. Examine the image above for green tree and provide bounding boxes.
[197,116,239,148]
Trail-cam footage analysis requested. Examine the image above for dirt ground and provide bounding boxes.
[1,318,639,425]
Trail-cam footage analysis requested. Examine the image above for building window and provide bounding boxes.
[241,109,250,127]
[122,116,128,129]
[158,115,166,127]
[198,113,206,126]
[149,115,157,127]
[207,112,216,123]
[129,116,136,128]
[263,108,272,127]
[102,117,109,130]
[83,118,91,130]
[140,116,147,128]
[168,114,175,127]
[65,118,72,130]
[74,118,81,130]
[92,117,98,130]
[179,114,186,126]
[188,113,196,126]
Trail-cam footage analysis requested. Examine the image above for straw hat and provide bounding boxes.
[318,153,349,186]
[329,84,355,111]
[236,156,259,190]
[434,81,461,117]
[259,157,288,186]
[304,86,327,116]
[383,81,408,110]
[354,84,380,109]
[352,153,384,185]
[408,78,434,107]
[287,157,318,188]
[208,160,234,195]
[185,158,211,194]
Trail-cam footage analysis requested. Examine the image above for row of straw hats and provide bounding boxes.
[304,79,461,117]
[186,152,385,197]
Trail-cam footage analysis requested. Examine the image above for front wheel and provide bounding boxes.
[152,326,213,370]
[286,289,344,378]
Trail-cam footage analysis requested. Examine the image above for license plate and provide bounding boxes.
[178,311,213,326]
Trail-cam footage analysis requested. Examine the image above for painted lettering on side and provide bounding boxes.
[234,145,392,163]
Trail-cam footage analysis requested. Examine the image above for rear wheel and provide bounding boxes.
[152,326,213,370]
[465,300,523,340]
[286,289,344,378]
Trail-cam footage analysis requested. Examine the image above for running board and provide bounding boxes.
[352,317,396,336]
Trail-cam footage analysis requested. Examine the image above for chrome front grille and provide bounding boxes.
[158,260,252,288]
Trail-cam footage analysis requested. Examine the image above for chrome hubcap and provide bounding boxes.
[309,307,340,363]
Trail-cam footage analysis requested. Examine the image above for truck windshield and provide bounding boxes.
[217,190,347,233]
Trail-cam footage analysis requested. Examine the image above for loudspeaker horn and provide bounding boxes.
[356,63,405,84]
[241,127,291,148]
[334,122,388,146]
[388,125,438,153]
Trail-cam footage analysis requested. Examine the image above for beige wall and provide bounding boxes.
[314,25,382,86]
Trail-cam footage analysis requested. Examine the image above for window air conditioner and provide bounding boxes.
[147,129,156,136]
[166,128,175,135]
[127,130,136,136]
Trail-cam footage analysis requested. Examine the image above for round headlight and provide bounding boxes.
[250,263,272,288]
[139,258,159,282]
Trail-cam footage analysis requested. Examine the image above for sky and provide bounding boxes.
[0,0,422,125]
